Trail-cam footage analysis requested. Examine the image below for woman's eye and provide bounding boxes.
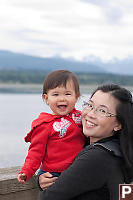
[88,103,93,108]
[99,108,106,113]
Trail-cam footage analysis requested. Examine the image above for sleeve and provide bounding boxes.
[40,148,109,200]
[20,124,49,181]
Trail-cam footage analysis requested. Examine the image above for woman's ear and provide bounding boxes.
[42,94,48,104]
[114,123,122,132]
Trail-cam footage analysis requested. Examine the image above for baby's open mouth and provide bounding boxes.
[57,105,67,109]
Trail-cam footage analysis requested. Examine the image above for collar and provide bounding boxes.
[93,135,122,157]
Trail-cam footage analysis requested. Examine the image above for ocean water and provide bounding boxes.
[0,93,89,168]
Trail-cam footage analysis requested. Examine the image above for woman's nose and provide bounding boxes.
[86,108,96,118]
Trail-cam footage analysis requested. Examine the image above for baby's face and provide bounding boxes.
[43,80,79,115]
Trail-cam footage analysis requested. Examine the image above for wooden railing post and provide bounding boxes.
[0,166,39,200]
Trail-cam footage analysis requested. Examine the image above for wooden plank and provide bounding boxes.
[0,166,38,195]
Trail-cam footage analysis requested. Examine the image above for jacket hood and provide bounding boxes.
[24,113,60,142]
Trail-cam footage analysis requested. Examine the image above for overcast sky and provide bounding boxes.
[0,0,133,62]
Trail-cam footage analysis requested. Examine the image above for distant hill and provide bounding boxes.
[1,50,133,75]
[0,50,133,86]
[0,50,105,73]
[82,56,133,75]
[101,57,133,75]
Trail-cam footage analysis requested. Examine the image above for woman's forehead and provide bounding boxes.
[91,90,118,109]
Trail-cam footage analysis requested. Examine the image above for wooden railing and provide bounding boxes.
[0,166,39,200]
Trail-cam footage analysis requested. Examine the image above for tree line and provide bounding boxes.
[0,70,133,86]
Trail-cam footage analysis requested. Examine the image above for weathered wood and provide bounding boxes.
[0,188,39,200]
[0,166,39,200]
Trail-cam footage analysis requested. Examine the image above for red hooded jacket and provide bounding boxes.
[20,108,85,181]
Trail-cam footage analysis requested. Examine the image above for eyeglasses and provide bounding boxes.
[82,100,116,117]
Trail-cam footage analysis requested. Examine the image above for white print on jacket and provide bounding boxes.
[53,118,71,138]
[72,114,81,124]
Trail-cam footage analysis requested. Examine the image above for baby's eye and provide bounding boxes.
[65,93,71,96]
[53,93,59,96]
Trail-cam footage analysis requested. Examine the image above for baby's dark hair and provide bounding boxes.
[43,70,80,95]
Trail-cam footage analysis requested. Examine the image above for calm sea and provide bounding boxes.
[0,93,89,168]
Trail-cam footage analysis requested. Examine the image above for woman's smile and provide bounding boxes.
[85,119,96,128]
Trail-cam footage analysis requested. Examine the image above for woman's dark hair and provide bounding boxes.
[43,70,80,96]
[91,84,133,181]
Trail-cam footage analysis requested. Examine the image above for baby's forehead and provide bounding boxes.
[51,78,72,87]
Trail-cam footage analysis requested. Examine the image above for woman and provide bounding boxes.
[39,84,133,200]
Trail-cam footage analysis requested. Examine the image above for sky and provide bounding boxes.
[0,0,133,62]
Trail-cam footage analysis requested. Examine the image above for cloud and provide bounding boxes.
[0,0,133,61]
[82,0,133,26]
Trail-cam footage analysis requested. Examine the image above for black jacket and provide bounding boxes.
[40,136,125,200]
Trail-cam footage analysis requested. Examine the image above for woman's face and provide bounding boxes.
[82,90,121,144]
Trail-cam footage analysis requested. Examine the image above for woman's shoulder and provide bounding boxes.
[77,138,122,163]
[76,144,110,162]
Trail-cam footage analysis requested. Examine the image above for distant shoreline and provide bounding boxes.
[0,83,43,94]
[0,83,133,94]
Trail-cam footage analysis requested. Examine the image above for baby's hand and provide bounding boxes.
[17,173,27,183]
